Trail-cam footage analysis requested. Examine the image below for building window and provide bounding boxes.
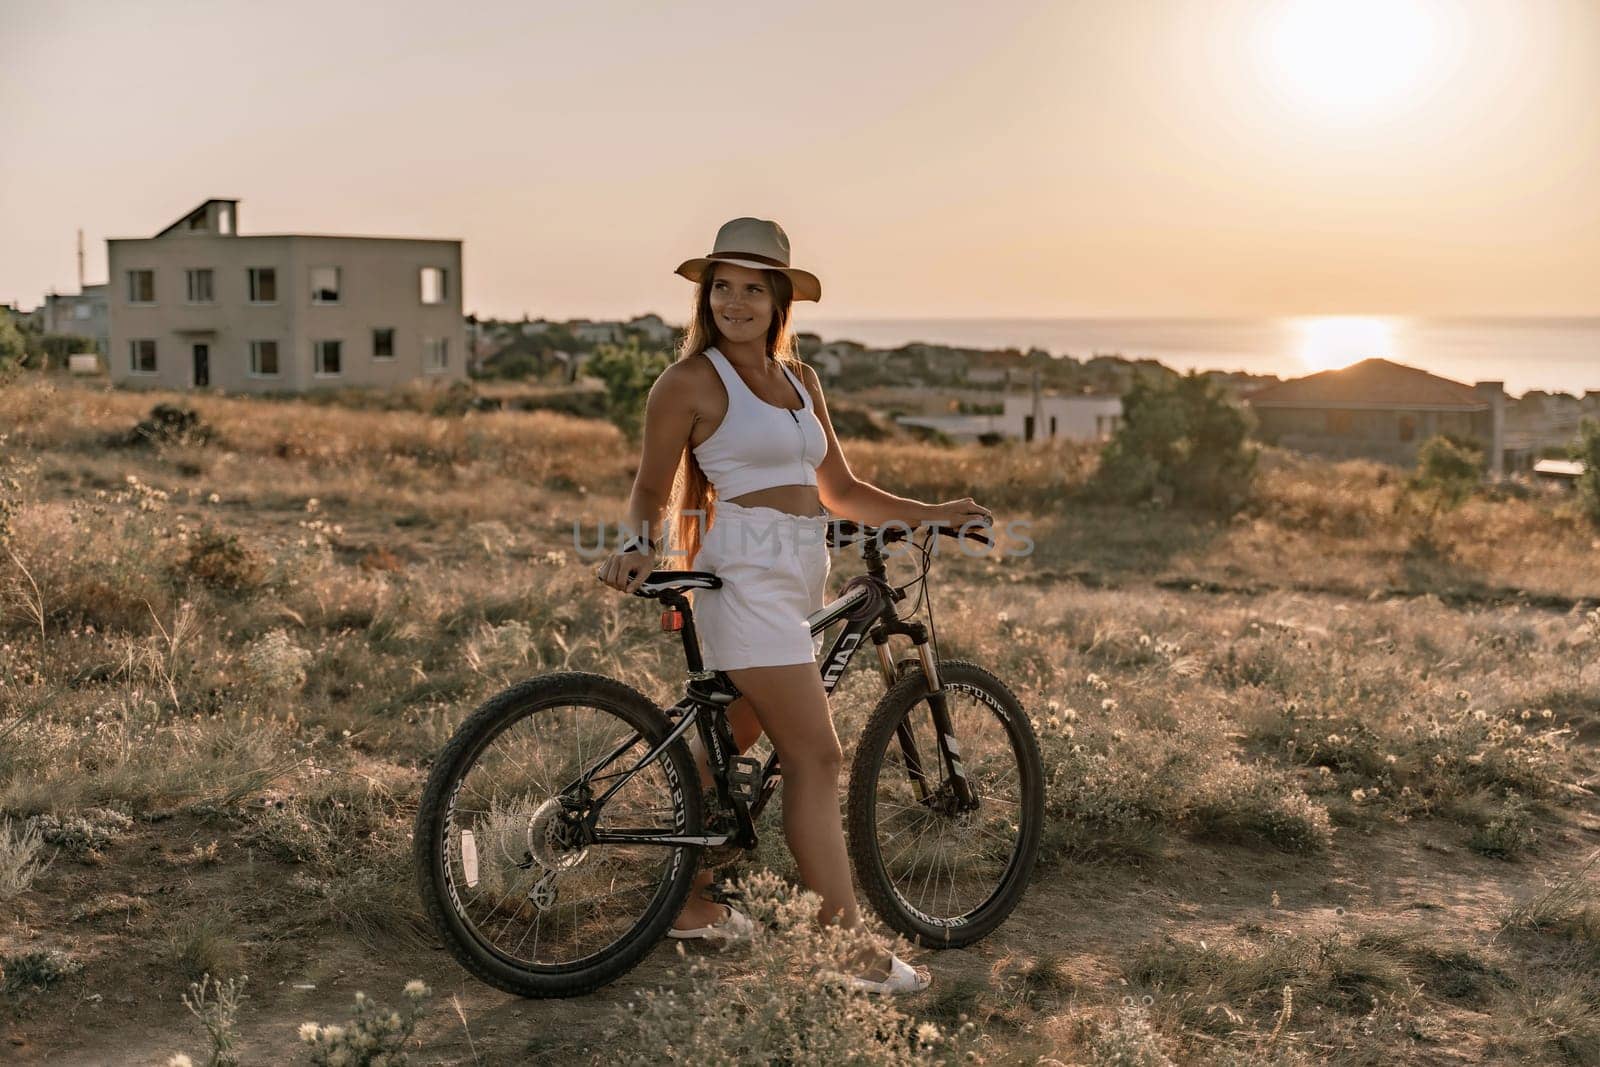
[310,266,341,304]
[186,269,214,303]
[218,204,233,235]
[372,328,395,360]
[248,267,277,303]
[127,269,155,303]
[1398,415,1416,442]
[424,337,448,372]
[73,304,92,320]
[314,340,342,376]
[248,267,276,302]
[420,267,447,305]
[1327,410,1353,435]
[129,338,157,373]
[250,340,279,376]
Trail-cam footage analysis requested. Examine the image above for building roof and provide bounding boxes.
[1534,459,1585,478]
[1245,358,1489,411]
[153,199,239,238]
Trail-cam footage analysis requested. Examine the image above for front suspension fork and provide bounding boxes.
[876,636,976,810]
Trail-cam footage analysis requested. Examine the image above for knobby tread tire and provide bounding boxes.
[846,660,1044,949]
[413,671,702,998]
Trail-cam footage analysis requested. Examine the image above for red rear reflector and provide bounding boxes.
[661,609,684,632]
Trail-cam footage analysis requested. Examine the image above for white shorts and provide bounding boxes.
[691,500,832,670]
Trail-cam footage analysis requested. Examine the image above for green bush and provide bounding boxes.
[0,315,29,377]
[587,340,671,440]
[1573,419,1600,526]
[1092,372,1257,511]
[1411,434,1483,510]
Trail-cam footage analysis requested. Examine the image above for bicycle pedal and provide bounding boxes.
[726,756,763,804]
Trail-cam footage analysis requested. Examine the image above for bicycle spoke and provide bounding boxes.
[437,697,689,970]
[869,679,1030,926]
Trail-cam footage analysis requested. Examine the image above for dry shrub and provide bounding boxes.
[2,498,178,634]
[1250,455,1400,539]
[178,525,270,593]
[1130,929,1420,1037]
[610,871,975,1066]
[0,693,299,814]
[846,437,1096,513]
[241,629,313,694]
[242,779,428,947]
[1034,699,1331,861]
[0,817,48,899]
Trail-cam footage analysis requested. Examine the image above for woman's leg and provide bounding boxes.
[670,663,906,981]
[722,662,861,928]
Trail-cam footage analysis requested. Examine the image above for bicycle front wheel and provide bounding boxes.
[414,672,701,998]
[846,660,1043,948]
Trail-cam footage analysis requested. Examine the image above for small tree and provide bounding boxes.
[1411,434,1484,510]
[1573,418,1600,526]
[1092,371,1258,511]
[0,315,29,378]
[587,339,671,440]
[1399,434,1484,557]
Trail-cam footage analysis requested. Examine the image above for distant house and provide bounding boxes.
[571,320,624,344]
[43,285,110,355]
[626,313,675,344]
[1245,358,1506,475]
[108,199,464,392]
[897,392,1121,444]
[1506,389,1600,456]
[810,349,842,379]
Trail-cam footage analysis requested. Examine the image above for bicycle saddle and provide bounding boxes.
[632,571,723,597]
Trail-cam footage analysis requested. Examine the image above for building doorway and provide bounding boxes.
[192,343,210,387]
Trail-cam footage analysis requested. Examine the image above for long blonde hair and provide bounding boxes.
[669,263,801,567]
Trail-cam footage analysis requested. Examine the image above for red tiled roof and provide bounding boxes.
[1245,358,1488,410]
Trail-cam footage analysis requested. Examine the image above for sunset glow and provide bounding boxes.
[2,1,1597,323]
[1255,0,1446,122]
[1292,316,1397,373]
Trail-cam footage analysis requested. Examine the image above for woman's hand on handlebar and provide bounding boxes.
[924,497,993,531]
[595,549,656,594]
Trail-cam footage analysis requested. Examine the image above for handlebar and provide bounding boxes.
[825,518,993,549]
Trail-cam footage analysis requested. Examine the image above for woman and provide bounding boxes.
[596,217,991,994]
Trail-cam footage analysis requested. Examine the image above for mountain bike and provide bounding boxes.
[413,519,1045,997]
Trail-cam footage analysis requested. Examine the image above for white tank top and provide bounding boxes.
[692,346,828,500]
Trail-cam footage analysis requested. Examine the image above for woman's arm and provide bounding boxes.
[598,362,697,593]
[797,362,992,530]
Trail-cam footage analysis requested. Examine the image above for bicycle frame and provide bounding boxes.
[570,533,977,853]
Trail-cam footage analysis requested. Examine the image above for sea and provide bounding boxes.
[799,317,1600,398]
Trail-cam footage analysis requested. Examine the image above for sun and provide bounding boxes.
[1256,0,1443,121]
[1292,316,1396,373]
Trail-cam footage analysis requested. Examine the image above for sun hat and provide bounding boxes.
[674,217,822,302]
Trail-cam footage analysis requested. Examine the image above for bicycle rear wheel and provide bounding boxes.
[846,660,1043,948]
[414,672,701,997]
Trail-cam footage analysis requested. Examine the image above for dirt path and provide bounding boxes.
[10,788,1592,1066]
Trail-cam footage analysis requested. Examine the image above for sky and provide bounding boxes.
[2,0,1598,322]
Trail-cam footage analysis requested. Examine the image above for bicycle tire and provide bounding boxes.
[846,660,1044,949]
[414,671,702,997]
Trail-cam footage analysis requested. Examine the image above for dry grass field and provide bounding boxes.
[2,375,1599,1065]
